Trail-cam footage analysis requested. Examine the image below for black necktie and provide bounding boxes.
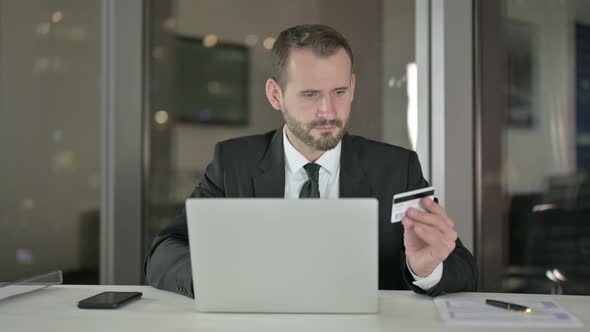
[299,163,320,198]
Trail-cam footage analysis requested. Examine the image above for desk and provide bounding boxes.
[1,285,588,331]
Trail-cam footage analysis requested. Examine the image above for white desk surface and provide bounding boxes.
[0,285,588,331]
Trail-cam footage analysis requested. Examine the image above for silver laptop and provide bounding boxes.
[185,198,378,313]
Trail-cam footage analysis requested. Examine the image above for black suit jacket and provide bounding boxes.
[145,129,478,297]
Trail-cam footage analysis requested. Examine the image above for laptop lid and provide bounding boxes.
[186,198,378,313]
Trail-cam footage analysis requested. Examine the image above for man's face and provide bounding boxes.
[278,48,355,151]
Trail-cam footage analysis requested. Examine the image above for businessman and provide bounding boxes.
[145,24,477,298]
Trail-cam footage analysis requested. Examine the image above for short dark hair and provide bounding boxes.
[271,24,354,90]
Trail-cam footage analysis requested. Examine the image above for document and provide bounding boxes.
[434,296,583,328]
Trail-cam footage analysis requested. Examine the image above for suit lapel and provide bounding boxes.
[253,129,285,197]
[339,134,373,198]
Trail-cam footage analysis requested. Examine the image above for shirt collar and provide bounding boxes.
[282,126,341,175]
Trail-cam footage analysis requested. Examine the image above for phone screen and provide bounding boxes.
[78,291,142,309]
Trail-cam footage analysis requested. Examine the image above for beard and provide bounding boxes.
[282,108,348,151]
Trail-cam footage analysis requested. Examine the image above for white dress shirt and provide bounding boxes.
[282,127,442,290]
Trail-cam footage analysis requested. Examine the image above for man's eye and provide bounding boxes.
[303,92,317,98]
[335,90,346,95]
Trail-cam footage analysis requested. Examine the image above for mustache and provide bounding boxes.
[307,119,344,129]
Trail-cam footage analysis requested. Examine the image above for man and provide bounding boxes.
[145,24,477,298]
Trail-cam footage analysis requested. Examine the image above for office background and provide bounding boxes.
[0,0,588,295]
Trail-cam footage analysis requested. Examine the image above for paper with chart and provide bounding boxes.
[434,296,583,328]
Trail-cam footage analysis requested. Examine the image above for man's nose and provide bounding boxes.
[318,95,336,120]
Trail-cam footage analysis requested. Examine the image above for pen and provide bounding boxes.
[485,299,533,313]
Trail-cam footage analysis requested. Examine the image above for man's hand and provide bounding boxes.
[401,197,457,277]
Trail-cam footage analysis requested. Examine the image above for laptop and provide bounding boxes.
[185,198,378,313]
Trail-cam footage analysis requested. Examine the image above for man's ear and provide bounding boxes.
[265,78,283,111]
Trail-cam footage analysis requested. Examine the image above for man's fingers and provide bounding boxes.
[410,201,454,229]
[422,197,449,219]
[412,222,456,257]
[411,222,441,246]
[406,207,455,236]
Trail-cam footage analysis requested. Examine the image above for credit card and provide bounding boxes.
[391,186,435,223]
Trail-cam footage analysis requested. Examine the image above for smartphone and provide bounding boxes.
[77,291,142,309]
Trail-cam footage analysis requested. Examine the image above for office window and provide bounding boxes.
[0,0,102,283]
[478,0,590,294]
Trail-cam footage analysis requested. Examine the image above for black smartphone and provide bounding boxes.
[77,291,142,309]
